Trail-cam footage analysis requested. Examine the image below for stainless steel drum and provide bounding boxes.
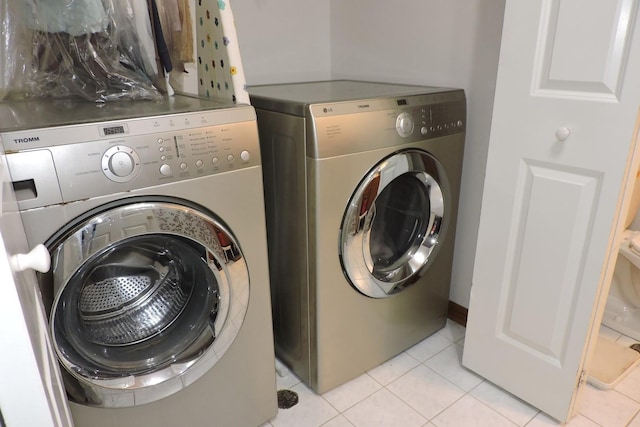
[78,245,191,347]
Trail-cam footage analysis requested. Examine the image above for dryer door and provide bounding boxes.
[340,149,450,298]
[44,199,249,408]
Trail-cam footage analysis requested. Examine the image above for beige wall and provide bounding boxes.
[233,0,332,84]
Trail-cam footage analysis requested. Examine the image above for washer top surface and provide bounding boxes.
[248,80,453,116]
[0,94,238,132]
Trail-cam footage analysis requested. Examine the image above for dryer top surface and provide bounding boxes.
[248,80,457,116]
[0,94,239,133]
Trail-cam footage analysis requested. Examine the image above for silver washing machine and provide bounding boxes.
[249,80,466,393]
[0,95,277,426]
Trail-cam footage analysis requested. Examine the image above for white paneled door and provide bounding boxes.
[463,0,640,422]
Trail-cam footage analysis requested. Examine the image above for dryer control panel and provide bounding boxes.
[308,89,466,159]
[1,105,261,210]
[395,102,465,139]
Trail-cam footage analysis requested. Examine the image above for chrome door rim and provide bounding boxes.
[47,199,250,407]
[339,149,448,298]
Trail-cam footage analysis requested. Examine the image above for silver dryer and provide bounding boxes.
[250,80,466,393]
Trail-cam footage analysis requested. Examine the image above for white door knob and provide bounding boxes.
[555,127,572,141]
[10,244,51,273]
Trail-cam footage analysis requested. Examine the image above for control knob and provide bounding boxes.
[396,113,414,137]
[109,151,134,177]
[102,146,141,183]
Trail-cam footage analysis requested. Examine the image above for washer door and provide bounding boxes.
[339,149,449,298]
[46,199,249,407]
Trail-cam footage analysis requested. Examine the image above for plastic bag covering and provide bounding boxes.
[0,1,10,100]
[0,1,30,101]
[108,0,159,86]
[3,0,161,102]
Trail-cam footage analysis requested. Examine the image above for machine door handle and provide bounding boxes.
[10,244,51,273]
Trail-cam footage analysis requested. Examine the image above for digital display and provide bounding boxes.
[103,125,126,136]
[397,99,407,106]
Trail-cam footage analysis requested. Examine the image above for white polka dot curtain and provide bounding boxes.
[195,0,248,104]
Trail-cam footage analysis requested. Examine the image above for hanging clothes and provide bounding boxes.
[155,0,195,73]
[174,0,194,65]
[149,0,173,74]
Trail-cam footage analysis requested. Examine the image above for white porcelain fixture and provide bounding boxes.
[603,169,640,341]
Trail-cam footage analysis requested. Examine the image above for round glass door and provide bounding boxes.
[46,199,249,407]
[339,149,449,298]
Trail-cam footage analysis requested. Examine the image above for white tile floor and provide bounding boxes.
[260,321,640,427]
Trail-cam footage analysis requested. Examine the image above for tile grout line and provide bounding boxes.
[382,362,465,425]
[319,371,384,418]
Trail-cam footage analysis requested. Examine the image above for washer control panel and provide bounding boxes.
[2,105,261,209]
